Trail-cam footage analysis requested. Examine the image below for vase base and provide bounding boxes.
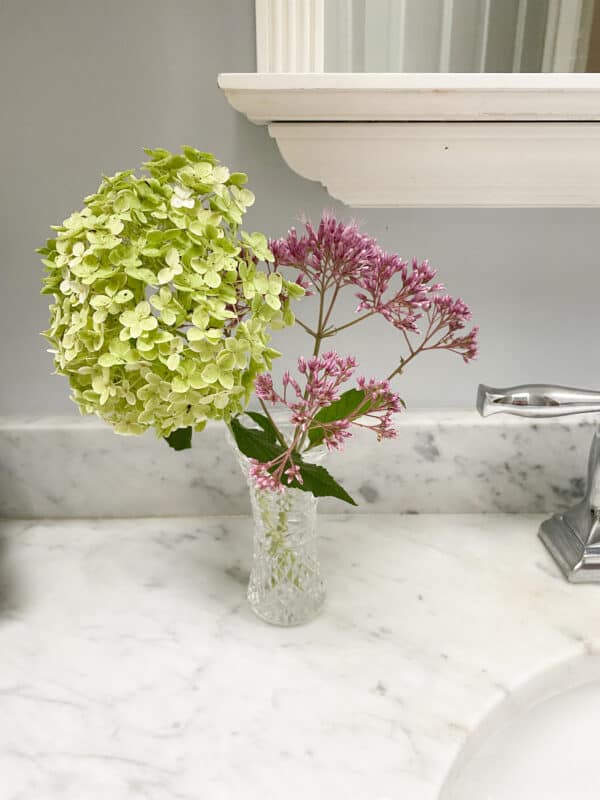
[247,581,326,627]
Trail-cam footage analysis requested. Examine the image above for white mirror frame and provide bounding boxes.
[218,0,600,207]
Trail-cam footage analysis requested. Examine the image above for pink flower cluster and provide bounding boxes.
[355,255,443,333]
[270,214,478,362]
[250,352,403,493]
[428,295,479,363]
[260,352,358,432]
[355,376,403,442]
[270,214,380,289]
[250,351,402,491]
[249,459,300,494]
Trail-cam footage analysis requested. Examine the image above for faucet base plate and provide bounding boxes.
[539,514,600,583]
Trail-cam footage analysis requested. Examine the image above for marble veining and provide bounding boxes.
[0,513,599,798]
[1,412,599,518]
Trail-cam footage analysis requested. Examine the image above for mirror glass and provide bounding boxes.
[325,0,600,72]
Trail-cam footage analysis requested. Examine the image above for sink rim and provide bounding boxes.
[439,651,600,799]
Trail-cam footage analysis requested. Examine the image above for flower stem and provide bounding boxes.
[386,315,447,380]
[312,279,326,357]
[325,310,376,337]
[290,277,330,450]
[295,318,318,337]
[320,283,341,332]
[259,398,288,448]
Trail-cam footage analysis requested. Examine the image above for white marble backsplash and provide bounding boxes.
[1,411,599,518]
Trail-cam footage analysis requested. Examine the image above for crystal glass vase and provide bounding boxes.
[228,427,326,626]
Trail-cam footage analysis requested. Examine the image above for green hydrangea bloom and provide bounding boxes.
[39,146,303,438]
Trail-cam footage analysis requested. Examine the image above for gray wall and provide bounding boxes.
[1,0,598,416]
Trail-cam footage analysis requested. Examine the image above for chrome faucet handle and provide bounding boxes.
[476,382,600,582]
[477,384,600,419]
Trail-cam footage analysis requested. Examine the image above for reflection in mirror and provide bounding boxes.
[325,0,600,73]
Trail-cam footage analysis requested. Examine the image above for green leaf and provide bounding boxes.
[291,461,357,506]
[308,388,370,449]
[245,411,279,443]
[165,426,192,451]
[229,416,284,462]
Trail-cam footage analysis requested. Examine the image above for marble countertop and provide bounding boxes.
[1,513,599,799]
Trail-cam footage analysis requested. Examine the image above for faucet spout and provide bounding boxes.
[477,384,600,419]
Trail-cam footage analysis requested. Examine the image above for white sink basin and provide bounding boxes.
[440,656,600,800]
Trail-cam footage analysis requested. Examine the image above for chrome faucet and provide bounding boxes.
[477,384,600,583]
